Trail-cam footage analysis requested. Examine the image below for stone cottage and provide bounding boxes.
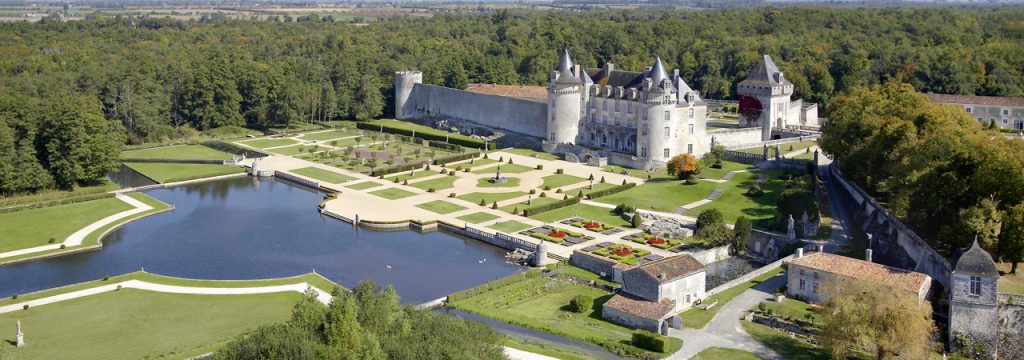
[786,249,932,304]
[601,254,706,335]
[948,240,1001,352]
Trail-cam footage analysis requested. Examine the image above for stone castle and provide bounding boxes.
[396,50,818,169]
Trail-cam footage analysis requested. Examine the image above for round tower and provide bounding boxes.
[547,50,583,145]
[394,71,423,120]
[643,57,678,163]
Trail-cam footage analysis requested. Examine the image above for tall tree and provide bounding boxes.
[819,279,935,360]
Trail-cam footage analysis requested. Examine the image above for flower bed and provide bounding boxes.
[524,226,594,245]
[589,244,652,265]
[563,217,620,234]
[548,230,567,238]
[623,232,685,250]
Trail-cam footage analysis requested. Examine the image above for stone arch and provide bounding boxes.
[565,153,580,163]
[764,239,779,260]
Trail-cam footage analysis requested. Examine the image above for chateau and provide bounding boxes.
[395,51,818,169]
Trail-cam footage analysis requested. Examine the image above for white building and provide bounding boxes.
[924,93,1024,130]
[601,254,706,335]
[737,55,819,140]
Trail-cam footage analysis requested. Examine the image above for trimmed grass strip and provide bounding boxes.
[290,167,355,184]
[456,212,501,224]
[368,187,418,200]
[123,163,245,183]
[488,220,534,233]
[415,200,467,215]
[121,145,233,160]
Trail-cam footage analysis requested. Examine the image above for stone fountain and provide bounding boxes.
[488,165,508,184]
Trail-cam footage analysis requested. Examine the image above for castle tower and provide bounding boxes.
[948,239,1000,353]
[642,57,678,162]
[547,49,584,145]
[394,71,423,120]
[736,55,793,141]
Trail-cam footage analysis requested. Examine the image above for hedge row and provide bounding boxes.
[356,121,496,150]
[586,182,637,199]
[0,192,116,215]
[631,331,677,353]
[433,151,481,165]
[120,158,224,164]
[371,162,426,177]
[427,141,463,153]
[201,140,269,158]
[522,196,581,217]
[447,269,542,303]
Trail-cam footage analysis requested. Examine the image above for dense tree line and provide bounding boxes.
[1,7,1021,195]
[214,281,507,360]
[820,82,1024,272]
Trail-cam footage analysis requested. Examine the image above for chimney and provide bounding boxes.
[795,248,803,258]
[816,244,824,252]
[658,273,666,280]
[865,249,873,263]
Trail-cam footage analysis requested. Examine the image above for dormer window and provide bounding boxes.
[970,276,981,296]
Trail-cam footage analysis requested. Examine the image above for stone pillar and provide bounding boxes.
[533,242,547,267]
[865,249,873,263]
[801,211,810,238]
[16,320,24,348]
[787,214,796,241]
[774,144,781,161]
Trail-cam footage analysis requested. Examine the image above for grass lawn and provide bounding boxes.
[415,200,467,215]
[456,212,501,224]
[408,176,458,191]
[364,119,482,146]
[540,174,587,189]
[0,180,120,208]
[471,163,536,174]
[368,187,418,200]
[298,130,356,142]
[345,181,382,190]
[0,289,301,359]
[121,145,233,160]
[692,347,762,360]
[793,151,815,160]
[602,164,671,180]
[456,191,527,205]
[460,158,498,169]
[700,160,755,180]
[596,179,717,212]
[762,298,820,324]
[529,204,632,228]
[738,140,817,156]
[741,321,831,360]
[240,138,297,149]
[387,170,438,182]
[488,220,534,233]
[503,148,561,161]
[499,197,559,214]
[551,265,619,288]
[997,263,1024,295]
[268,144,320,156]
[0,197,134,253]
[686,170,788,226]
[449,276,653,358]
[124,163,245,183]
[679,267,783,329]
[501,337,591,360]
[563,182,617,198]
[477,177,522,188]
[290,167,355,184]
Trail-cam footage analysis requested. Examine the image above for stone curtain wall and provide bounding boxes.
[689,245,732,265]
[403,84,548,139]
[707,253,794,297]
[827,163,952,289]
[706,127,764,148]
[570,250,621,282]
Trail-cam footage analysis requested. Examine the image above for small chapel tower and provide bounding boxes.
[737,54,794,141]
[948,239,1000,353]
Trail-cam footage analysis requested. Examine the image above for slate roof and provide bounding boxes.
[603,293,676,320]
[788,252,930,294]
[585,68,646,89]
[465,84,547,101]
[739,54,791,87]
[631,254,705,285]
[953,240,999,277]
[924,93,1024,108]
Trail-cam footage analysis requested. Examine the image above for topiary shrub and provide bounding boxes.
[403,179,409,185]
[48,237,56,244]
[529,189,537,195]
[555,188,562,193]
[60,244,66,249]
[569,295,593,313]
[508,158,513,164]
[563,194,569,200]
[631,213,643,228]
[600,176,606,183]
[498,156,503,162]
[556,169,564,174]
[440,169,447,174]
[479,199,487,206]
[103,275,109,281]
[427,188,435,193]
[539,192,547,198]
[449,171,456,176]
[512,207,519,215]
[449,193,456,198]
[684,175,699,185]
[746,184,764,197]
[393,178,400,183]
[632,330,672,353]
[23,305,29,310]
[491,201,498,209]
[536,164,543,170]
[544,186,551,191]
[11,294,17,300]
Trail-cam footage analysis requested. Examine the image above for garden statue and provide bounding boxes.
[774,144,782,160]
[489,165,507,184]
[16,320,23,347]
[787,214,796,241]
[527,194,532,205]
[763,144,768,159]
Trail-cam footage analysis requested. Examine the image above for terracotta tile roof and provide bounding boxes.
[788,252,930,294]
[603,293,675,320]
[924,93,1024,108]
[465,83,547,101]
[632,254,705,285]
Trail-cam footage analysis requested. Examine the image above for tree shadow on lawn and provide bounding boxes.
[749,273,787,296]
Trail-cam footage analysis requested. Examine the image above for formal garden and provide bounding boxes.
[579,242,658,265]
[520,225,596,245]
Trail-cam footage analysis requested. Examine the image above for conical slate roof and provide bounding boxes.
[649,57,669,86]
[555,49,580,84]
[739,54,792,87]
[954,238,999,277]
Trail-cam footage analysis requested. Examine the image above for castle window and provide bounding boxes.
[812,282,820,294]
[799,279,805,290]
[664,127,670,138]
[591,114,596,122]
[642,126,648,136]
[688,124,694,135]
[687,144,693,154]
[965,107,972,113]
[688,108,694,118]
[663,148,670,158]
[1004,109,1010,116]
[664,111,671,121]
[970,276,981,296]
[641,147,647,157]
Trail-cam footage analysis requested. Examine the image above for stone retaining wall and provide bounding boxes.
[706,253,794,297]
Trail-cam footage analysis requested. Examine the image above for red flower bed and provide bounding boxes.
[583,222,602,229]
[611,247,633,256]
[547,230,567,238]
[647,237,666,245]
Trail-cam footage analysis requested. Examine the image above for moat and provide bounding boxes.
[0,176,523,304]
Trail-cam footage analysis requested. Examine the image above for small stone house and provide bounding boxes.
[602,254,706,335]
[786,249,932,304]
[948,240,1001,351]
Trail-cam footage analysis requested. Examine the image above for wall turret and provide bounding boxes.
[394,71,423,120]
[547,49,583,144]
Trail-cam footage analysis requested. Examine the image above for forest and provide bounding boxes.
[0,6,1022,195]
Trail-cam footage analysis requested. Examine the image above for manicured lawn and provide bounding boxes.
[449,276,653,358]
[456,191,527,205]
[121,145,233,160]
[741,321,831,360]
[738,140,817,156]
[997,263,1024,295]
[290,166,355,184]
[540,174,587,189]
[602,164,671,180]
[0,197,134,253]
[686,170,789,226]
[596,179,717,212]
[345,181,383,190]
[408,176,458,191]
[0,289,301,359]
[700,160,755,180]
[563,182,617,198]
[0,180,120,208]
[761,297,820,325]
[499,197,559,214]
[298,130,356,141]
[268,144,319,156]
[240,138,297,149]
[471,163,535,174]
[460,158,498,169]
[488,220,534,233]
[793,150,815,160]
[387,170,438,182]
[319,137,361,148]
[124,163,245,183]
[364,119,482,145]
[415,200,467,215]
[456,212,501,224]
[477,177,522,188]
[368,187,418,200]
[551,265,619,288]
[679,267,784,329]
[692,347,762,360]
[529,204,632,228]
[503,148,561,161]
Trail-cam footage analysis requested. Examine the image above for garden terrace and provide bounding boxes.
[528,204,633,229]
[521,225,595,246]
[582,243,656,266]
[560,217,625,236]
[622,232,686,251]
[240,137,298,149]
[120,144,233,161]
[297,130,358,141]
[471,163,535,174]
[122,163,245,183]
